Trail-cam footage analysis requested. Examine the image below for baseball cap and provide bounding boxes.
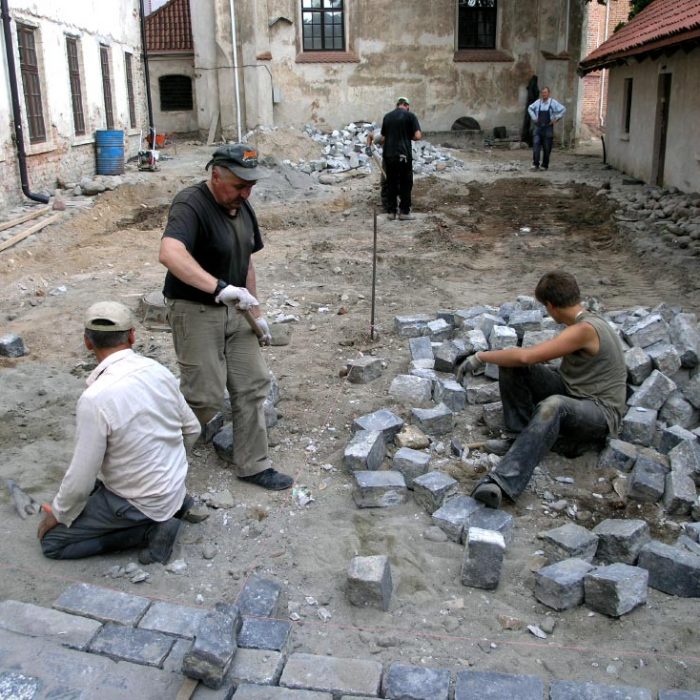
[205,143,268,180]
[397,96,410,105]
[84,301,134,332]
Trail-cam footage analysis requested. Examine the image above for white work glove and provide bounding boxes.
[456,353,485,381]
[255,317,272,346]
[215,285,259,311]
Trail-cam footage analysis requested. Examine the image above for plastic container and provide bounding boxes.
[95,129,124,175]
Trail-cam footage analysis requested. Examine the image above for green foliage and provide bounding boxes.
[628,0,654,19]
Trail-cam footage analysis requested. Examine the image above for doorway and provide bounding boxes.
[651,72,672,186]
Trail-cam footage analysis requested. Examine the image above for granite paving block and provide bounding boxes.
[411,403,454,436]
[647,342,682,376]
[213,424,234,462]
[489,324,518,350]
[464,507,514,545]
[394,314,434,338]
[460,328,489,354]
[592,519,650,565]
[684,374,700,408]
[638,540,700,597]
[659,691,700,699]
[182,610,238,689]
[352,409,405,443]
[597,439,638,472]
[238,617,291,652]
[89,622,175,667]
[521,329,558,348]
[53,582,151,626]
[669,312,700,368]
[0,599,102,651]
[620,406,658,447]
[393,446,431,488]
[0,670,40,698]
[382,662,450,699]
[684,522,700,542]
[584,563,648,617]
[344,430,386,472]
[454,305,495,327]
[660,425,697,454]
[484,362,499,380]
[138,600,208,639]
[669,439,700,485]
[234,684,332,699]
[353,470,409,508]
[664,470,696,515]
[550,680,652,699]
[346,356,383,384]
[677,534,700,557]
[434,339,465,372]
[409,336,434,361]
[237,577,282,618]
[280,653,382,696]
[228,649,286,688]
[412,470,458,514]
[623,313,670,349]
[625,346,653,385]
[461,527,506,590]
[660,392,698,428]
[538,523,599,563]
[389,374,433,405]
[432,496,483,542]
[482,401,505,432]
[627,454,669,503]
[0,333,26,357]
[428,318,452,341]
[347,555,392,611]
[454,669,544,699]
[535,558,596,611]
[434,377,467,412]
[465,381,501,405]
[508,309,543,339]
[627,370,677,410]
[473,313,505,338]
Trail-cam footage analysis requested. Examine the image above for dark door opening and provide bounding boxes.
[651,73,671,186]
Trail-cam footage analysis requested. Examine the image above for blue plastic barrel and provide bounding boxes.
[95,129,124,175]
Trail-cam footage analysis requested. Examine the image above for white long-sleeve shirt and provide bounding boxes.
[52,349,200,526]
[528,97,567,123]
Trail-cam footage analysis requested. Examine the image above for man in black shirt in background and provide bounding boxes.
[368,97,422,221]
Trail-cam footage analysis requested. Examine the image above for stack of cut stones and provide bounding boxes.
[342,296,700,598]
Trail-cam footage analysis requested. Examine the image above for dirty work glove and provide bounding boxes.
[456,352,485,381]
[215,285,258,311]
[255,317,272,346]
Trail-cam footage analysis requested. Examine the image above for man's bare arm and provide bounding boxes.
[159,237,218,293]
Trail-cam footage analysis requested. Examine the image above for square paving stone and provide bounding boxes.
[393,446,431,487]
[352,409,404,443]
[550,679,652,699]
[431,496,483,542]
[237,617,291,651]
[383,662,450,699]
[592,519,650,565]
[584,563,648,617]
[454,669,544,699]
[659,692,700,699]
[233,684,332,699]
[0,599,102,651]
[88,622,174,667]
[237,577,282,617]
[353,470,409,508]
[464,508,514,545]
[637,540,700,597]
[228,648,286,687]
[280,653,382,697]
[534,558,596,611]
[347,555,392,611]
[0,671,41,699]
[138,600,208,639]
[53,582,151,626]
[538,523,599,563]
[412,470,458,513]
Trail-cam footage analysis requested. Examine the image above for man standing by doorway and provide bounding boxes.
[368,97,422,220]
[528,87,566,171]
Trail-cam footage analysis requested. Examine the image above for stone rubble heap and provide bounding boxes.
[276,122,466,176]
[341,295,700,608]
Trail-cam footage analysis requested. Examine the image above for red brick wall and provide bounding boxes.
[580,0,631,138]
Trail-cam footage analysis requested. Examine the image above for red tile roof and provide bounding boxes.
[580,0,700,74]
[145,0,192,53]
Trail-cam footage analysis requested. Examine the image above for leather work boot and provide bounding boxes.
[239,468,293,491]
[471,481,503,509]
[139,518,182,565]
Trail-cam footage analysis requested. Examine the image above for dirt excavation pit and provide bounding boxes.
[1,144,699,694]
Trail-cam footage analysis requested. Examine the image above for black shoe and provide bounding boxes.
[471,481,503,509]
[239,468,293,491]
[173,494,194,520]
[388,212,397,221]
[139,518,182,565]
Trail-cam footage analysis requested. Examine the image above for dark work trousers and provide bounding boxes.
[533,124,554,169]
[487,365,609,501]
[41,481,156,560]
[384,156,414,215]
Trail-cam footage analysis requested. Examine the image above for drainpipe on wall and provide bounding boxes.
[229,0,243,142]
[599,0,610,128]
[1,0,49,203]
[139,0,156,145]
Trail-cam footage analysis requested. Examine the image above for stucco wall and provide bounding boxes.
[606,47,700,193]
[0,0,146,208]
[147,54,198,134]
[195,0,584,143]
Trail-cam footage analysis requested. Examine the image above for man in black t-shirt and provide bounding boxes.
[368,97,422,221]
[159,144,293,491]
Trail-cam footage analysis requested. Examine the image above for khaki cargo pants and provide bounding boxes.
[166,299,270,477]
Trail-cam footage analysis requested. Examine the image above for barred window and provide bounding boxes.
[100,45,114,129]
[458,0,497,50]
[302,0,345,51]
[159,75,193,111]
[66,38,85,135]
[125,53,136,128]
[17,24,46,143]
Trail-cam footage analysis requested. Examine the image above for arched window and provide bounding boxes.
[159,75,193,111]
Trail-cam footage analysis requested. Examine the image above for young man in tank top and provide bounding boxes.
[456,271,627,509]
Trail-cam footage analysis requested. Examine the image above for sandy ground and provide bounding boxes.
[1,132,700,693]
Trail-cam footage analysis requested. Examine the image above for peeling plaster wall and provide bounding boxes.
[606,48,700,193]
[0,0,146,208]
[148,54,198,134]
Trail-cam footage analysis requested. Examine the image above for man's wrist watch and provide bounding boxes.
[214,279,227,296]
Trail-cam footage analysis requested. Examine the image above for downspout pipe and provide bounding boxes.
[1,0,49,203]
[229,0,242,142]
[139,0,155,145]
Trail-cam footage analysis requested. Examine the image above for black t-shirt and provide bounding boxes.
[161,182,263,305]
[381,108,421,161]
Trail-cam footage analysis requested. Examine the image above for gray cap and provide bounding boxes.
[206,143,268,180]
[84,301,134,332]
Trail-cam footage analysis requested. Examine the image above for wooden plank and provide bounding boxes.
[175,677,199,700]
[0,206,51,233]
[0,213,62,253]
